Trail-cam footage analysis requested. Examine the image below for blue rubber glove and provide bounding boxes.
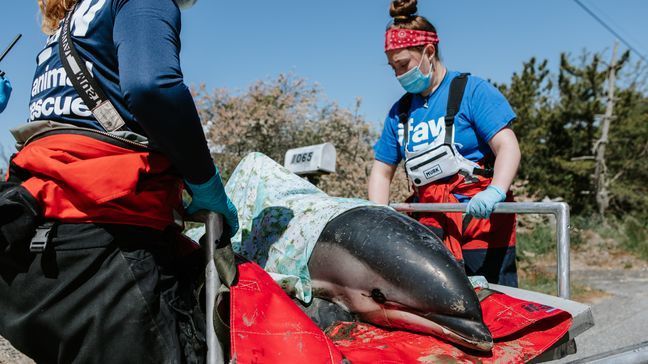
[184,169,239,237]
[466,185,507,219]
[0,76,12,113]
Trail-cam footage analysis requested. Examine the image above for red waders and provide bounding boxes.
[415,172,518,286]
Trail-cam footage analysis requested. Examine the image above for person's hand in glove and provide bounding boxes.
[466,185,506,219]
[184,169,239,237]
[0,76,12,113]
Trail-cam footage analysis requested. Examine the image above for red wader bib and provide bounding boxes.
[415,172,517,285]
[9,133,183,230]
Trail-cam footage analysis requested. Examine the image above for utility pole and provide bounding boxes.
[593,41,618,220]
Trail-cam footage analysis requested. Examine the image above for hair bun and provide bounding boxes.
[390,0,417,19]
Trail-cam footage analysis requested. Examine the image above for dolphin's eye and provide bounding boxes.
[371,289,387,304]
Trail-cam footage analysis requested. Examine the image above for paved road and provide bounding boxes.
[0,338,31,364]
[551,268,648,363]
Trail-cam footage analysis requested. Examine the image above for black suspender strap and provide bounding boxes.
[444,73,470,145]
[397,92,414,148]
[397,93,414,185]
[59,8,126,132]
[473,168,494,178]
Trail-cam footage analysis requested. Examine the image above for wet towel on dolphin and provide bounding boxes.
[224,152,374,302]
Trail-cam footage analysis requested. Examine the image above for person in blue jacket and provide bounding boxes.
[0,75,10,113]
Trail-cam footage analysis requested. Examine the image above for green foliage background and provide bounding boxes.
[497,51,647,219]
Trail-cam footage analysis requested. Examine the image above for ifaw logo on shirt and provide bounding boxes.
[398,116,446,152]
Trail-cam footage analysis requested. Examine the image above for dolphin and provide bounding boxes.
[307,206,493,352]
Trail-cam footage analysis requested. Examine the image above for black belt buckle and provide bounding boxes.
[30,222,55,253]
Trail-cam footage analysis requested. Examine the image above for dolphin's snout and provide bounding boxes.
[361,307,494,352]
[424,312,493,351]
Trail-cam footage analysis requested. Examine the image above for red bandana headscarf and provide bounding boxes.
[384,28,439,52]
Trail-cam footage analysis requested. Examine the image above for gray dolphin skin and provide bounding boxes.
[308,206,493,352]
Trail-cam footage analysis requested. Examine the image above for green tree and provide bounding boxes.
[605,86,648,217]
[496,57,555,199]
[500,50,648,218]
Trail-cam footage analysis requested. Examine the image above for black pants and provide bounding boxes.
[0,223,206,364]
[463,246,518,287]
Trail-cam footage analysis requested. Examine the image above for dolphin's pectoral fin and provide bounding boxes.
[294,297,357,330]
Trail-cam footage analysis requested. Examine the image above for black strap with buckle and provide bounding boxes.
[30,222,57,253]
[476,288,499,302]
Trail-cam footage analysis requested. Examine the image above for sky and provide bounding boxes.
[1,0,647,155]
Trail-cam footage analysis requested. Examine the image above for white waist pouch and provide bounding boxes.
[405,143,462,186]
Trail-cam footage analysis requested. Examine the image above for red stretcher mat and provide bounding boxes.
[230,262,572,364]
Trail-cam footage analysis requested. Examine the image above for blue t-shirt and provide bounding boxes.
[374,71,516,166]
[27,0,214,183]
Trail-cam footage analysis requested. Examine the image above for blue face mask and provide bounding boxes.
[396,51,432,94]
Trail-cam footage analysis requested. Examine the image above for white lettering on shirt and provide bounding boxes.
[29,96,91,120]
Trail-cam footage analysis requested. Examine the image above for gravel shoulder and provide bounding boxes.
[551,267,648,363]
[0,338,32,364]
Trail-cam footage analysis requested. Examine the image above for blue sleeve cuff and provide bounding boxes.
[374,150,400,166]
[483,115,516,143]
[185,167,222,192]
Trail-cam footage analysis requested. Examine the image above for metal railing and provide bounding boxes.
[390,202,571,299]
[204,213,226,364]
[188,212,226,364]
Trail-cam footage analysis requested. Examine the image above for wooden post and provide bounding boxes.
[593,41,619,220]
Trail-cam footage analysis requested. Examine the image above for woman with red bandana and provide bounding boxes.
[369,0,521,287]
